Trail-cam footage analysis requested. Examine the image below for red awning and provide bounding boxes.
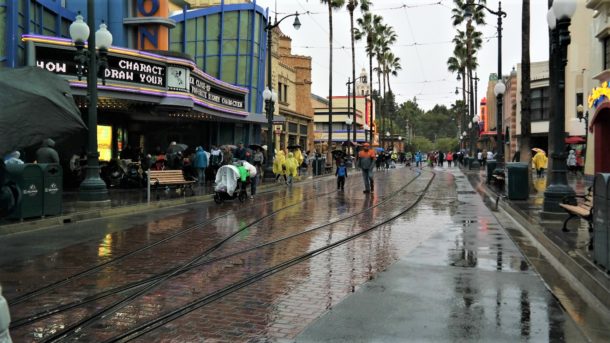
[565,136,586,144]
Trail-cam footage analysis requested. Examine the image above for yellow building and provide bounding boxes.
[266,28,315,153]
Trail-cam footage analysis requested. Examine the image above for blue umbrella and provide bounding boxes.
[375,147,384,152]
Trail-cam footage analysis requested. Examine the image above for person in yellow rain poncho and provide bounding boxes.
[285,152,299,185]
[273,150,287,183]
[293,149,304,176]
[532,149,548,178]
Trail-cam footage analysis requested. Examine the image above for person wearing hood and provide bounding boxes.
[35,138,59,164]
[194,146,208,186]
[532,149,548,178]
[4,151,23,165]
[567,149,577,175]
[273,150,287,183]
[293,149,304,175]
[285,152,299,185]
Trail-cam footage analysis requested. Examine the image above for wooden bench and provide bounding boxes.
[559,187,593,232]
[147,170,195,201]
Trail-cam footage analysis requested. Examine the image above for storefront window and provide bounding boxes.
[98,125,112,162]
[289,122,298,133]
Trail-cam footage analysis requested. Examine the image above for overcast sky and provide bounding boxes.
[254,0,552,111]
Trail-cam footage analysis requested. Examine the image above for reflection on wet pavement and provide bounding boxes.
[0,167,591,342]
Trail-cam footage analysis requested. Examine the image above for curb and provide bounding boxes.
[0,173,336,237]
[469,170,610,314]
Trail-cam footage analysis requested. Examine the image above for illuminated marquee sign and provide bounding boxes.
[35,46,166,87]
[190,74,246,110]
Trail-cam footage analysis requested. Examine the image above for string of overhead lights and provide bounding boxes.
[293,36,497,50]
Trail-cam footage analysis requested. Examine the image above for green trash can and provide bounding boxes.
[5,163,43,219]
[506,162,529,200]
[486,160,497,183]
[40,163,63,216]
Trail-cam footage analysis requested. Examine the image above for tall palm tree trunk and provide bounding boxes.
[327,2,334,152]
[369,51,374,144]
[349,7,357,143]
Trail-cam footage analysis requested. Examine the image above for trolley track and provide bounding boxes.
[11,171,421,330]
[7,175,339,307]
[105,170,436,343]
[32,170,432,342]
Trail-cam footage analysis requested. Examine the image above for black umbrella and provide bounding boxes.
[167,143,188,154]
[342,141,358,147]
[249,144,263,151]
[287,144,302,150]
[331,149,345,156]
[0,67,86,156]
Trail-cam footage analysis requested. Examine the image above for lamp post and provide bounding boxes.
[345,117,353,153]
[69,1,112,203]
[386,131,391,150]
[363,124,370,143]
[543,0,576,214]
[464,0,506,164]
[263,11,301,179]
[494,81,506,168]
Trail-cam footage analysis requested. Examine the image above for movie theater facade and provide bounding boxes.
[0,0,271,159]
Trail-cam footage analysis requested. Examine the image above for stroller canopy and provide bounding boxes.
[214,164,240,196]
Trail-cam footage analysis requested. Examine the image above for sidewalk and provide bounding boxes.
[0,169,332,236]
[297,167,598,342]
[460,164,610,312]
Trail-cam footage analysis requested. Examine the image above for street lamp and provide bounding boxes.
[385,131,391,149]
[69,2,113,203]
[345,117,353,152]
[263,11,301,180]
[543,0,576,214]
[494,80,506,167]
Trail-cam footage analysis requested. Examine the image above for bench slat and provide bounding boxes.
[559,204,591,217]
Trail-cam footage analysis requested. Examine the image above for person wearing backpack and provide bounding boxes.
[336,160,348,191]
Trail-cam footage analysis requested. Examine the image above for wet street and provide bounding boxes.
[0,166,590,342]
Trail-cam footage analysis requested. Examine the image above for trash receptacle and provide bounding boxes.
[486,160,497,184]
[313,158,323,176]
[5,163,43,219]
[594,173,610,269]
[506,162,529,200]
[40,163,63,216]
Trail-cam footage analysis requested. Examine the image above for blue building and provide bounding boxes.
[0,0,270,162]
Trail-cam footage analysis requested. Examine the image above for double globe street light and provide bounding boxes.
[69,1,113,203]
[263,11,301,179]
[543,0,577,214]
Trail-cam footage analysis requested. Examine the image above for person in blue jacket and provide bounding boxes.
[415,151,422,168]
[194,146,209,186]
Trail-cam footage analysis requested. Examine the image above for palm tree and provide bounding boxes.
[355,12,382,143]
[520,0,531,163]
[447,49,467,134]
[321,0,345,152]
[375,24,397,138]
[347,0,371,142]
[381,51,401,133]
[451,0,487,26]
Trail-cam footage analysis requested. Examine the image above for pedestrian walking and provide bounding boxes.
[446,151,453,167]
[210,146,222,179]
[35,138,60,164]
[273,150,287,183]
[285,152,298,185]
[194,146,208,186]
[335,160,348,191]
[567,150,577,175]
[415,151,422,168]
[357,143,376,194]
[532,149,548,178]
[486,150,494,162]
[477,150,483,167]
[252,148,264,180]
[438,151,445,167]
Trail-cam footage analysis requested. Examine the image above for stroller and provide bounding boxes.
[213,164,247,204]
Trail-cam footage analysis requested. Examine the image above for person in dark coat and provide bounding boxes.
[35,138,60,164]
